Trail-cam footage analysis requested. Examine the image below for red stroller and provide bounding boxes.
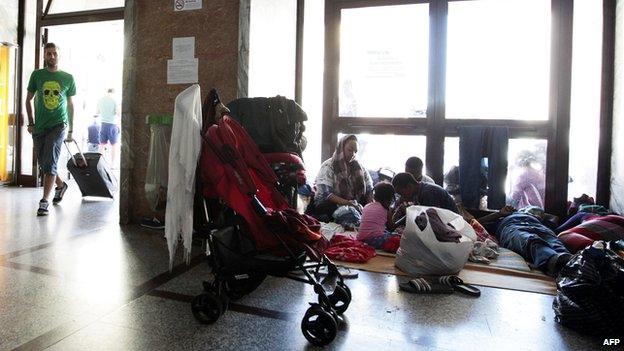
[225,94,309,209]
[191,99,351,346]
[264,152,306,208]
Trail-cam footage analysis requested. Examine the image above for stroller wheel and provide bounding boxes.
[320,285,351,315]
[338,281,352,300]
[301,305,338,347]
[327,306,344,327]
[191,292,223,324]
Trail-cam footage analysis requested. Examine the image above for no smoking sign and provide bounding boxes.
[174,0,202,11]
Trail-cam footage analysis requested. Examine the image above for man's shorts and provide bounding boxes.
[100,122,120,145]
[33,123,66,176]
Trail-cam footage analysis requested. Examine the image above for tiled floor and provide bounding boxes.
[0,185,601,350]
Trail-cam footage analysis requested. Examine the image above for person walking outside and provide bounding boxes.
[97,88,120,167]
[25,42,76,216]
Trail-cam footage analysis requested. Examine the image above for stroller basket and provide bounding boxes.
[210,226,307,277]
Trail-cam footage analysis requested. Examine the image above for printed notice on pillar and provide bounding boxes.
[167,59,198,84]
[174,0,202,11]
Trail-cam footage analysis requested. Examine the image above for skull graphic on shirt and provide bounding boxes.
[42,81,61,110]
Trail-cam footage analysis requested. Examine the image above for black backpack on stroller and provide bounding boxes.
[226,96,307,158]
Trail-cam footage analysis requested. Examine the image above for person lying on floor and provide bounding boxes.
[391,172,459,224]
[477,205,571,277]
[309,134,373,224]
[357,182,401,253]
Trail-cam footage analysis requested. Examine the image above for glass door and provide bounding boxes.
[323,1,432,173]
[0,44,18,185]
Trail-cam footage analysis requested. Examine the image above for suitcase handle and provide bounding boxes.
[64,139,87,168]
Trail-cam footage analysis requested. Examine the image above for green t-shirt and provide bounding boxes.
[27,69,76,134]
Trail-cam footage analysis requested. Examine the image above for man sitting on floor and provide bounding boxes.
[391,172,459,224]
[478,205,571,277]
[405,156,435,184]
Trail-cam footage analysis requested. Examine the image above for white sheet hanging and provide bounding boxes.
[165,84,202,269]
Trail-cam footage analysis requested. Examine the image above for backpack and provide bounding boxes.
[227,96,307,158]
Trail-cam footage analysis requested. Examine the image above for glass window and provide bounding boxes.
[612,0,624,215]
[444,137,547,209]
[444,137,460,178]
[20,0,38,177]
[0,45,16,183]
[248,0,296,99]
[0,0,19,44]
[337,133,426,176]
[49,0,124,13]
[339,4,429,118]
[568,0,602,200]
[302,0,324,179]
[443,137,460,202]
[508,139,547,209]
[446,0,551,120]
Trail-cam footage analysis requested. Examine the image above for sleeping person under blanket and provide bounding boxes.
[357,182,402,253]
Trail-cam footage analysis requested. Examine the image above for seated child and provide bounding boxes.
[357,182,401,253]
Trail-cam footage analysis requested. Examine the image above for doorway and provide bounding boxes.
[43,20,124,175]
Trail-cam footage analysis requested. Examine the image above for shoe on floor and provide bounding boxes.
[53,182,69,204]
[399,278,454,294]
[140,217,165,230]
[438,275,481,297]
[546,253,573,277]
[37,200,49,216]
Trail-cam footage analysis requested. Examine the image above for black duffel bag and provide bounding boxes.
[226,96,307,158]
[552,241,624,336]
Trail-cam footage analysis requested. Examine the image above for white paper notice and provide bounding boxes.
[174,0,202,11]
[172,37,195,60]
[167,59,198,84]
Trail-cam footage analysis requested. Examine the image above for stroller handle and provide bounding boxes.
[251,196,268,216]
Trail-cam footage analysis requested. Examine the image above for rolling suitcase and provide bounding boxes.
[64,140,117,198]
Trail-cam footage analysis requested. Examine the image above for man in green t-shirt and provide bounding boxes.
[25,42,76,216]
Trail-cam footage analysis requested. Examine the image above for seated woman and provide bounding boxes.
[478,206,571,277]
[310,134,373,223]
[357,182,401,253]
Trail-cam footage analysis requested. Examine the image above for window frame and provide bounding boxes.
[322,0,613,215]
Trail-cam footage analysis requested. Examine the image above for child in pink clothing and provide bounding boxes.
[357,182,401,253]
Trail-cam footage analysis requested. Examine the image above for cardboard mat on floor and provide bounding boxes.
[335,255,556,295]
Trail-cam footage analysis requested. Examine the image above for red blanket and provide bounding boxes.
[325,234,376,263]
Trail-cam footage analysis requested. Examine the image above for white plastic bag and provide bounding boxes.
[395,206,476,276]
[145,124,172,211]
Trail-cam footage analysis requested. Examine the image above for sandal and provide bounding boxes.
[287,266,359,279]
[399,278,454,294]
[317,266,359,279]
[438,276,481,297]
